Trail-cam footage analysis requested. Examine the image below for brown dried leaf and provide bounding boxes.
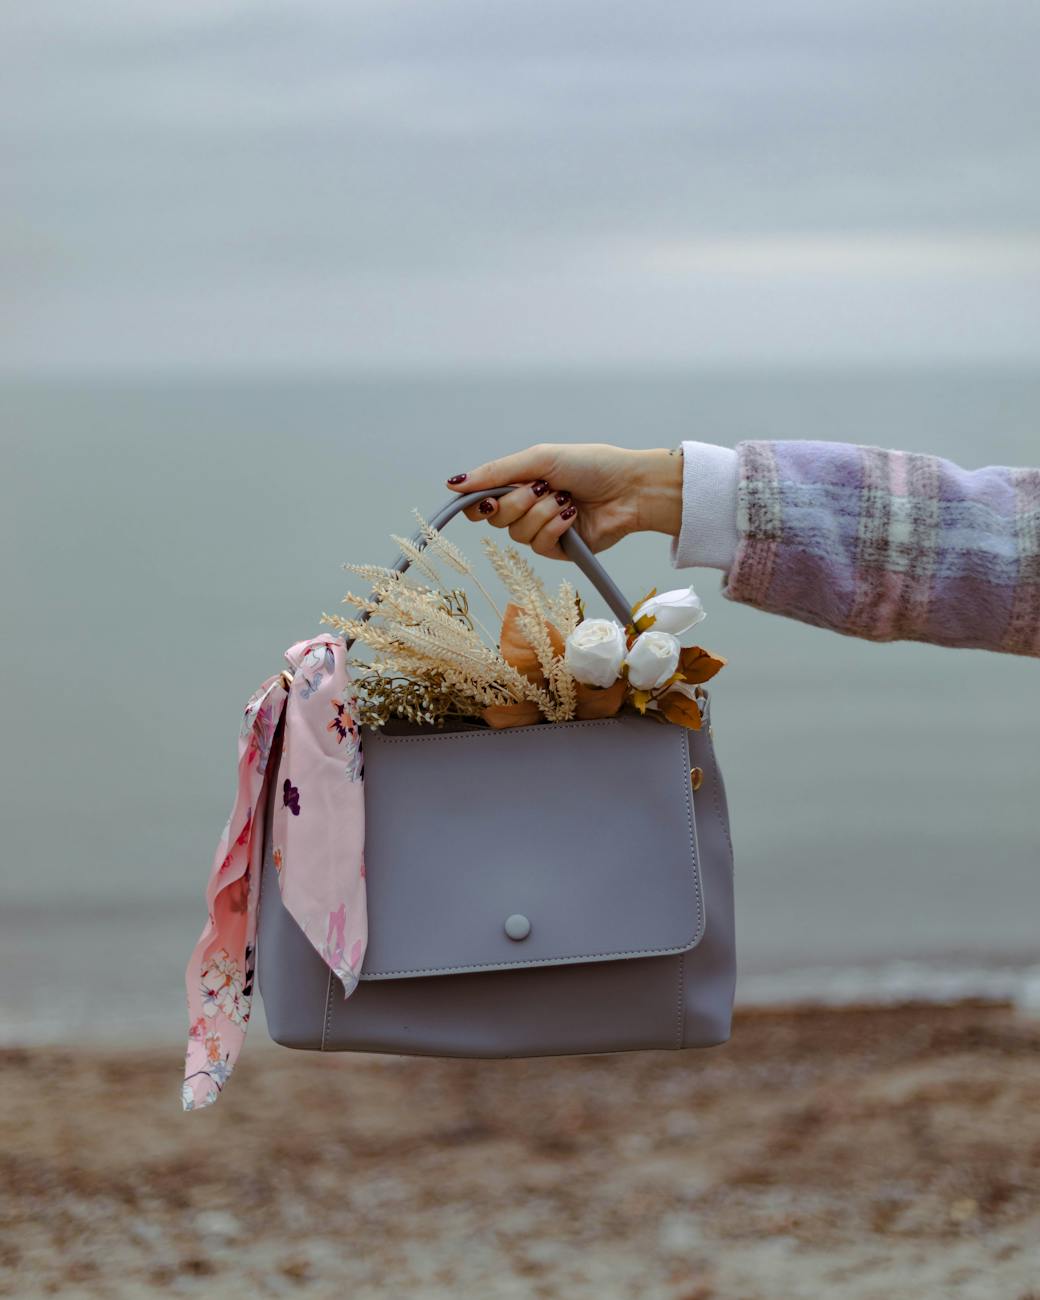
[574,678,627,720]
[660,691,703,730]
[677,645,727,685]
[481,699,543,729]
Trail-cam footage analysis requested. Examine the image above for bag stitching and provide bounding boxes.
[676,949,686,1048]
[359,723,704,978]
[372,717,626,744]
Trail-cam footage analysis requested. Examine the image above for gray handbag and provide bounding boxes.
[257,487,736,1057]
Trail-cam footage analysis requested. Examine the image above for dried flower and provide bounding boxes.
[323,509,724,734]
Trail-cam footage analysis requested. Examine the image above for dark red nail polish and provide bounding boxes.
[447,473,468,485]
[555,490,571,506]
[531,480,550,497]
[560,504,577,520]
[478,497,496,514]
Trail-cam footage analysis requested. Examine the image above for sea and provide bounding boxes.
[2,366,1038,1046]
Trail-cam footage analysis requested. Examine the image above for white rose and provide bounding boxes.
[632,585,706,640]
[564,618,627,687]
[625,629,681,691]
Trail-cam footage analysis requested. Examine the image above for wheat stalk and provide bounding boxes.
[388,533,445,586]
[326,602,555,717]
[361,581,474,640]
[514,604,572,721]
[481,537,545,612]
[410,509,469,578]
[411,508,504,624]
[341,561,433,592]
[549,578,581,636]
[351,517,501,642]
[482,538,579,721]
[549,648,578,719]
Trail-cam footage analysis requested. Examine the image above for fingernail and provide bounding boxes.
[560,504,577,520]
[447,473,468,485]
[478,497,496,515]
[554,491,571,506]
[531,480,550,497]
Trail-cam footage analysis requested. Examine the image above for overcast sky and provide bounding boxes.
[3,0,1039,372]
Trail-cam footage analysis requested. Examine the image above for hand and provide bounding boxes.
[444,443,683,560]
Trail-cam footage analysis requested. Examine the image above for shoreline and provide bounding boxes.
[3,1000,1039,1299]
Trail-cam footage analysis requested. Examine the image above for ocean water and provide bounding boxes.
[2,367,1038,1044]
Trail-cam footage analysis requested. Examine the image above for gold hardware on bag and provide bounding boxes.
[690,767,703,791]
[279,670,294,691]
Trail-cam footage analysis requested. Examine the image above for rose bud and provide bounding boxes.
[631,584,706,641]
[624,629,681,691]
[563,618,627,688]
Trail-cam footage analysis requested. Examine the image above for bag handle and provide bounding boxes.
[345,487,634,641]
[342,487,632,655]
[418,487,634,623]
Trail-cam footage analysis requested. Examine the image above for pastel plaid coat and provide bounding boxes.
[723,441,1040,657]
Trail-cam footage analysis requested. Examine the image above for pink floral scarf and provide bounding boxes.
[182,635,366,1111]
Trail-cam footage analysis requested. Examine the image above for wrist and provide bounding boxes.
[631,447,684,536]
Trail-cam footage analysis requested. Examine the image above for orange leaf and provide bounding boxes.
[481,699,543,729]
[574,677,626,720]
[677,645,727,685]
[660,691,703,730]
[499,601,565,686]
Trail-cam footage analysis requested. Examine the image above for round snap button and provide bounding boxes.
[504,913,531,941]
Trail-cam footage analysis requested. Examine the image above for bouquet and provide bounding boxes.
[320,510,725,733]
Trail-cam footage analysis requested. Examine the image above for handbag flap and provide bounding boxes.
[358,714,704,980]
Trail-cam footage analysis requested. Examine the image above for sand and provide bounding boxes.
[2,1002,1039,1300]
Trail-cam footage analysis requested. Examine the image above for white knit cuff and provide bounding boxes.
[668,441,740,573]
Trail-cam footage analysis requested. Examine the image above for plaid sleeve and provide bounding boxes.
[723,440,1040,657]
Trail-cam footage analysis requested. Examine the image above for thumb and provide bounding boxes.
[445,444,557,493]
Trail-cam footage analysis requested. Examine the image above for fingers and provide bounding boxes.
[461,494,503,522]
[461,479,552,523]
[505,489,572,545]
[460,481,577,558]
[499,490,577,558]
[528,498,579,560]
[445,444,557,494]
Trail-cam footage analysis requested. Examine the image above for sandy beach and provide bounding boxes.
[2,1000,1038,1299]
